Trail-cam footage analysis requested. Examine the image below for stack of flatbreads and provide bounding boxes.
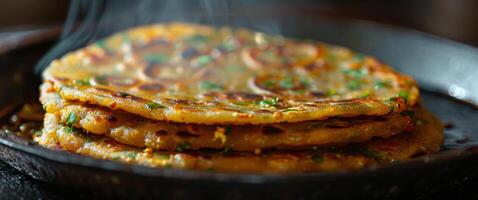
[36,23,443,173]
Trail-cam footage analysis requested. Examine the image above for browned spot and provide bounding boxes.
[310,91,326,98]
[261,126,284,134]
[138,83,165,92]
[51,76,71,83]
[155,130,168,135]
[106,115,117,123]
[226,92,263,101]
[108,102,117,109]
[176,131,199,137]
[256,109,273,113]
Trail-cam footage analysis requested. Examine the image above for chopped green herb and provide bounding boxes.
[326,89,337,96]
[185,34,209,44]
[374,80,389,89]
[347,79,362,90]
[343,146,384,161]
[400,110,415,117]
[74,79,90,86]
[360,91,370,98]
[143,54,169,64]
[221,146,234,155]
[342,69,367,78]
[110,151,137,160]
[258,51,275,61]
[66,112,77,127]
[93,76,108,85]
[158,154,170,160]
[65,127,74,133]
[258,98,280,107]
[118,92,130,98]
[300,77,311,88]
[207,167,216,172]
[220,39,237,51]
[224,126,232,136]
[279,77,294,89]
[281,108,299,113]
[311,152,324,163]
[398,91,410,101]
[353,53,365,61]
[95,40,107,49]
[176,142,192,152]
[144,102,165,110]
[262,80,276,88]
[164,164,173,169]
[120,33,131,43]
[199,81,223,91]
[196,55,213,67]
[32,130,43,136]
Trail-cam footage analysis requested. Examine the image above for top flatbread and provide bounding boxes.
[43,23,418,124]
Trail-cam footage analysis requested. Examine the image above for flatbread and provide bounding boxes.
[34,108,442,173]
[43,22,418,124]
[41,82,413,151]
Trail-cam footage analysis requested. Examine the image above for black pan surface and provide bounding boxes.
[1,16,478,199]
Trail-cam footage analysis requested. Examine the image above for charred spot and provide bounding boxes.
[52,76,71,83]
[106,115,118,123]
[170,99,192,105]
[93,87,112,93]
[176,131,199,137]
[92,75,138,87]
[138,38,170,49]
[200,91,219,98]
[373,116,388,122]
[143,64,165,79]
[181,48,199,59]
[226,92,263,101]
[325,122,353,129]
[155,130,168,135]
[409,151,427,158]
[138,83,165,92]
[114,92,131,98]
[261,125,284,135]
[256,109,273,113]
[310,91,326,98]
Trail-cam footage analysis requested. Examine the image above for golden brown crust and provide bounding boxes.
[41,82,413,151]
[34,108,442,173]
[43,22,418,124]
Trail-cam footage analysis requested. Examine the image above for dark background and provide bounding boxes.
[2,0,478,46]
[1,0,478,199]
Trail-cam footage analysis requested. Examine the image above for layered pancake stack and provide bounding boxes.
[36,23,444,173]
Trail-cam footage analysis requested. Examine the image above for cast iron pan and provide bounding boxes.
[1,16,478,199]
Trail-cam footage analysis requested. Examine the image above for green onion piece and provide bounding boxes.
[176,142,192,152]
[259,98,280,107]
[65,127,74,133]
[158,154,170,160]
[348,80,362,91]
[262,80,276,88]
[311,152,324,163]
[199,81,223,91]
[185,34,209,44]
[342,69,367,78]
[398,91,410,100]
[279,77,294,89]
[66,112,77,127]
[143,54,169,64]
[144,102,165,110]
[374,80,389,89]
[196,55,213,67]
[74,79,90,86]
